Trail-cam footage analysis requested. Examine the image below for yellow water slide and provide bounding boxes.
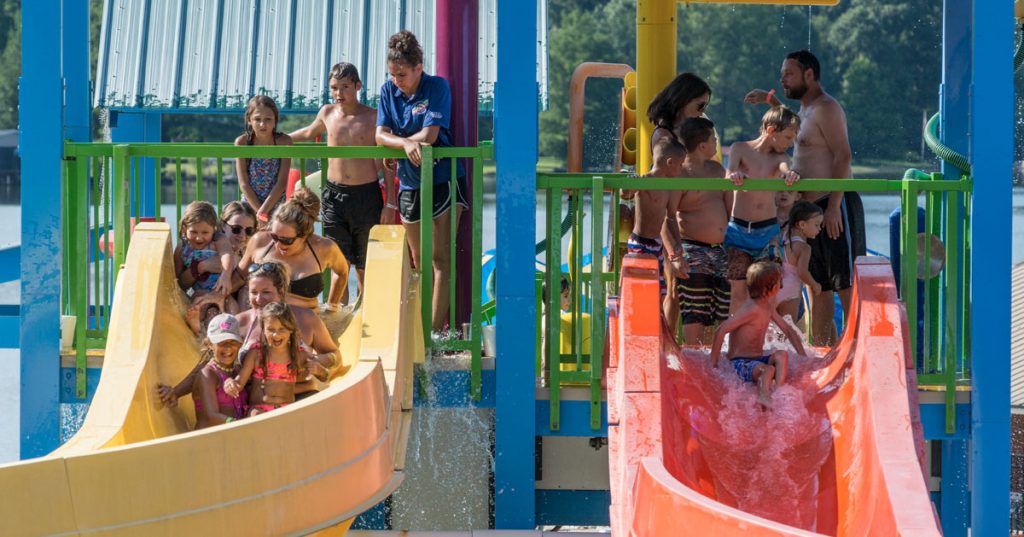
[0,223,419,536]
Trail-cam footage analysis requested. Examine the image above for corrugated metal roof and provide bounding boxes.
[95,0,548,112]
[1012,263,1024,408]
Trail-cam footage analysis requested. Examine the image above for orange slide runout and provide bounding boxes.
[608,255,941,536]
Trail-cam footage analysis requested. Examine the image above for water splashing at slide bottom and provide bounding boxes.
[665,321,834,532]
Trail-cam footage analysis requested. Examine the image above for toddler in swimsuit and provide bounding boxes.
[709,261,807,408]
[776,201,824,322]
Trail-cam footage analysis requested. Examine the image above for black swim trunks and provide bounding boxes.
[321,180,383,270]
[398,175,469,224]
[807,192,866,292]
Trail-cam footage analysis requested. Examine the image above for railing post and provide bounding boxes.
[547,189,563,430]
[589,177,605,430]
[420,145,434,350]
[113,145,132,282]
[72,156,89,399]
[470,149,484,400]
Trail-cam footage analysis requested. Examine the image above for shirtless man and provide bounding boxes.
[290,63,396,308]
[745,49,854,346]
[625,136,688,312]
[663,117,731,345]
[724,106,801,312]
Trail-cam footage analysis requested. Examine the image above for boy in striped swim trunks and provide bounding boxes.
[664,117,731,345]
[625,137,688,307]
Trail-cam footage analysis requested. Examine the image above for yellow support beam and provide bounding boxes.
[637,0,678,172]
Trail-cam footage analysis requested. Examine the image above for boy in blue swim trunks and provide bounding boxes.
[710,261,806,408]
[625,136,689,304]
[724,106,802,314]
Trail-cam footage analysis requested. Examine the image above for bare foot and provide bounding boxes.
[757,392,774,409]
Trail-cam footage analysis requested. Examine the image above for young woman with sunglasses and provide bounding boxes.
[179,202,260,311]
[646,72,717,159]
[238,188,350,311]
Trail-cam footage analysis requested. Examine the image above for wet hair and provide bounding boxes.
[272,188,320,238]
[258,301,300,376]
[179,201,219,240]
[676,117,715,153]
[329,62,361,84]
[786,200,823,243]
[243,95,282,145]
[761,105,801,135]
[786,49,821,81]
[747,261,783,299]
[249,260,290,296]
[388,30,424,67]
[646,72,712,129]
[652,136,686,165]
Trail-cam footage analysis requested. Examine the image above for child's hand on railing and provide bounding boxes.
[403,140,429,167]
[727,171,747,187]
[782,170,800,186]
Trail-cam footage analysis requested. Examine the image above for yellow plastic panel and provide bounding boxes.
[0,222,417,536]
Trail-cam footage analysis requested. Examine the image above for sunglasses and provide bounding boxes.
[270,233,299,246]
[225,222,255,236]
[696,100,709,113]
[248,262,280,274]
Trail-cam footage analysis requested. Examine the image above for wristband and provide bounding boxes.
[385,203,398,210]
[766,88,775,105]
[257,212,270,223]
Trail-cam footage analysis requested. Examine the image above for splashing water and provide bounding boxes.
[669,320,833,531]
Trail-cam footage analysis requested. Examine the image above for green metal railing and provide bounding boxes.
[536,173,972,433]
[62,142,492,401]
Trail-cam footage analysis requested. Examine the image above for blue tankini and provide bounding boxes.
[182,242,220,293]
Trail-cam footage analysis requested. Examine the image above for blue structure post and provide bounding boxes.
[938,1,971,533]
[19,0,65,458]
[110,111,161,216]
[968,1,1013,534]
[494,0,538,528]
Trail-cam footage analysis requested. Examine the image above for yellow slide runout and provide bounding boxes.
[0,223,417,536]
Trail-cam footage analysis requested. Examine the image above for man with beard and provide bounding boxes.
[744,49,856,346]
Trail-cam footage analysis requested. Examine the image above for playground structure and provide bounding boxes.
[7,0,1017,536]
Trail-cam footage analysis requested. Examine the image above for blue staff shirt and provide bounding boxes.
[377,73,464,191]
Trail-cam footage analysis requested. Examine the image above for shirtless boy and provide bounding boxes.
[724,106,801,311]
[710,261,806,408]
[289,63,396,308]
[663,117,731,345]
[626,136,688,304]
[744,50,855,346]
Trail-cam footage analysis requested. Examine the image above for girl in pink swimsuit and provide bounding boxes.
[225,302,307,416]
[193,313,247,429]
[776,201,824,322]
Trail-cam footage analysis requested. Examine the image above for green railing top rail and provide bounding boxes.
[536,173,971,193]
[64,141,495,160]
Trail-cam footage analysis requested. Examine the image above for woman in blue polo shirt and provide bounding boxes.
[376,30,467,332]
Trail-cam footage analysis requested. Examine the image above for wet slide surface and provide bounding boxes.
[608,255,940,536]
[0,223,418,536]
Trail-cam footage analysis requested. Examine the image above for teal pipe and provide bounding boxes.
[924,112,971,174]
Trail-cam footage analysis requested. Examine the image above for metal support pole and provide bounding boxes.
[968,1,1013,534]
[636,0,676,172]
[494,0,538,527]
[111,111,161,216]
[19,0,65,458]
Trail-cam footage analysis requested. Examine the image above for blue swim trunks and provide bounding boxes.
[626,232,665,294]
[724,217,782,280]
[731,355,771,383]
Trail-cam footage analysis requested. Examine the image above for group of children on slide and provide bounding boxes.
[628,107,825,408]
[162,31,457,429]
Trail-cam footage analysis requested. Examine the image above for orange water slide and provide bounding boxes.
[608,255,941,536]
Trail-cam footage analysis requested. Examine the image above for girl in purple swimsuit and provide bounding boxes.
[235,95,293,224]
[192,313,247,429]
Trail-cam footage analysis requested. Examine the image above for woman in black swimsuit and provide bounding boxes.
[646,72,713,150]
[238,188,350,311]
